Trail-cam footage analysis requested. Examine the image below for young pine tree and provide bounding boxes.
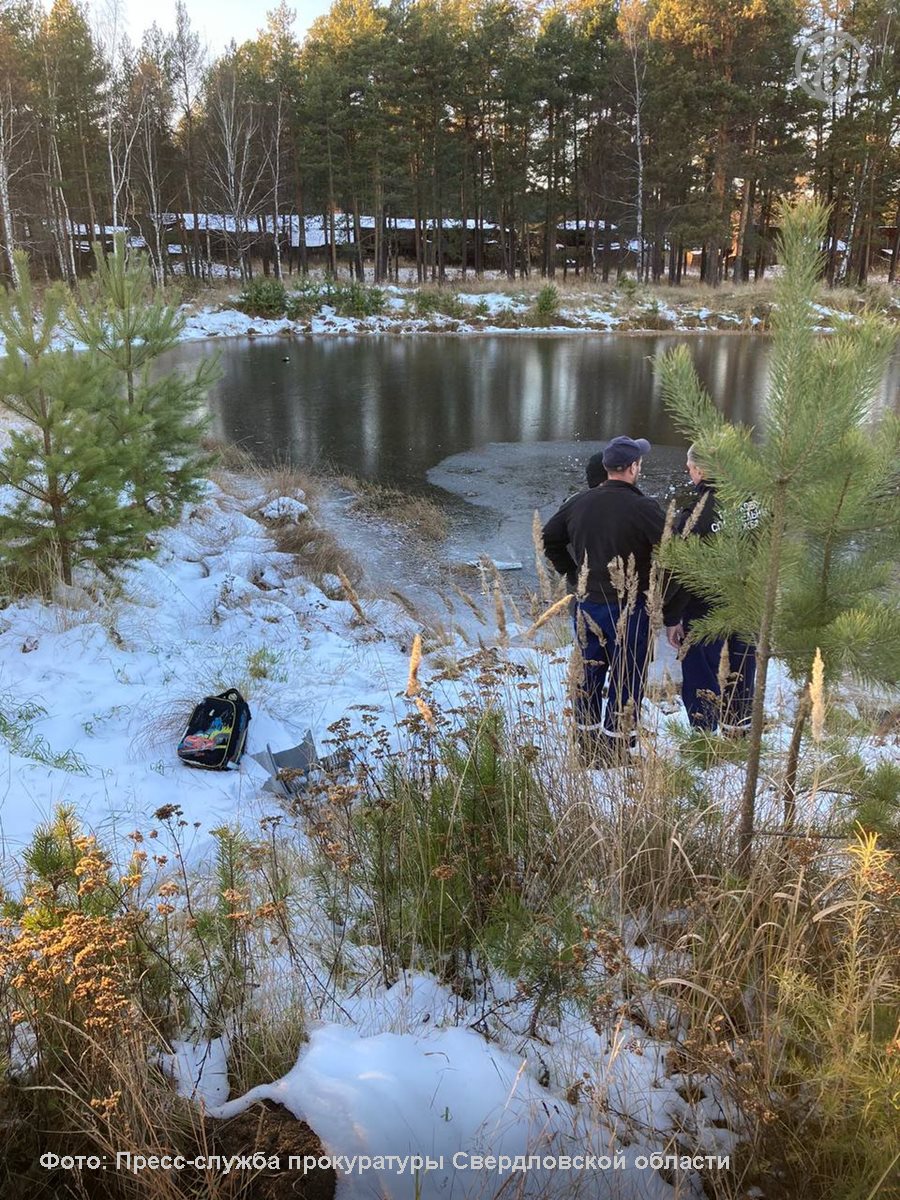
[776,415,900,823]
[656,199,900,866]
[67,235,215,514]
[0,255,153,590]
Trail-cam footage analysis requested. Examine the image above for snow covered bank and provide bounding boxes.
[0,472,417,852]
[0,471,747,1199]
[2,464,896,1200]
[176,282,886,344]
[0,279,885,362]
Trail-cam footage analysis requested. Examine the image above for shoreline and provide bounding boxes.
[176,282,886,345]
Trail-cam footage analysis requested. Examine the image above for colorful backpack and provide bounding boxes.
[177,689,251,770]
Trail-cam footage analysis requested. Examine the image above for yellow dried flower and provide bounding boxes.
[406,633,423,697]
[809,647,825,742]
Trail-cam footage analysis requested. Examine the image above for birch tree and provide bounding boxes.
[170,1,206,279]
[133,26,177,282]
[202,51,269,280]
[0,81,25,286]
[617,0,650,282]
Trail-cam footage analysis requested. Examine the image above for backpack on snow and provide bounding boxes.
[177,689,251,770]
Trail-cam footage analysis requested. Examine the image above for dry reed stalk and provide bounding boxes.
[583,610,606,644]
[576,554,589,600]
[608,555,625,598]
[646,501,676,634]
[567,640,585,701]
[493,580,508,644]
[337,567,368,624]
[523,594,572,638]
[717,639,731,698]
[389,589,420,620]
[532,509,553,603]
[680,488,710,538]
[809,647,825,742]
[624,553,639,611]
[406,634,423,697]
[451,583,487,624]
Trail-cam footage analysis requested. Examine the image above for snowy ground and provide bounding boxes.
[0,474,725,1200]
[2,464,896,1198]
[0,475,417,851]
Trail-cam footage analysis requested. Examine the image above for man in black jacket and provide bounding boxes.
[560,451,607,591]
[664,445,757,734]
[542,435,666,762]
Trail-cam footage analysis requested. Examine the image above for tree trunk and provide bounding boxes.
[0,136,19,286]
[782,688,811,829]
[543,108,555,278]
[888,202,900,284]
[732,123,757,283]
[755,191,772,280]
[856,161,877,287]
[294,161,307,275]
[78,112,99,249]
[738,483,787,871]
[632,53,643,284]
[352,199,364,281]
[373,161,384,284]
[185,110,201,280]
[840,153,868,285]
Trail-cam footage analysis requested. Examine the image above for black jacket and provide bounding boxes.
[542,479,667,604]
[666,481,719,625]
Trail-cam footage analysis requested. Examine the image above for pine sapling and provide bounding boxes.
[68,235,215,515]
[657,199,899,868]
[0,253,152,589]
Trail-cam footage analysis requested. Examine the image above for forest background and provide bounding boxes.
[1,0,899,290]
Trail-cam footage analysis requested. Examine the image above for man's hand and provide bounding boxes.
[666,623,684,649]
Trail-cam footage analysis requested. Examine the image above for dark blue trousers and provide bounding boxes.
[681,625,756,732]
[573,600,651,737]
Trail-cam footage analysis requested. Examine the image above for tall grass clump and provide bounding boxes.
[663,829,900,1199]
[0,806,327,1195]
[301,704,563,985]
[356,709,558,980]
[338,476,449,541]
[297,658,623,1023]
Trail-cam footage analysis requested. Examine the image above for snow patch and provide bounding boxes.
[261,495,309,523]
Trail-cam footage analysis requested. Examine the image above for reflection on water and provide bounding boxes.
[161,332,899,583]
[164,334,780,485]
[164,333,899,491]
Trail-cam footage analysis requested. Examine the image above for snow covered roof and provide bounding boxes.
[159,213,616,248]
[69,222,129,236]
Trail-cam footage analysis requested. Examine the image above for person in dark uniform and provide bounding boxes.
[542,435,666,763]
[585,451,607,489]
[560,451,608,592]
[664,444,757,735]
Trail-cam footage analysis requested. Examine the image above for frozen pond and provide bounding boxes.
[164,332,900,588]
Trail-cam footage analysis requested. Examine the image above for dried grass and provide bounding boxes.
[335,475,449,542]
